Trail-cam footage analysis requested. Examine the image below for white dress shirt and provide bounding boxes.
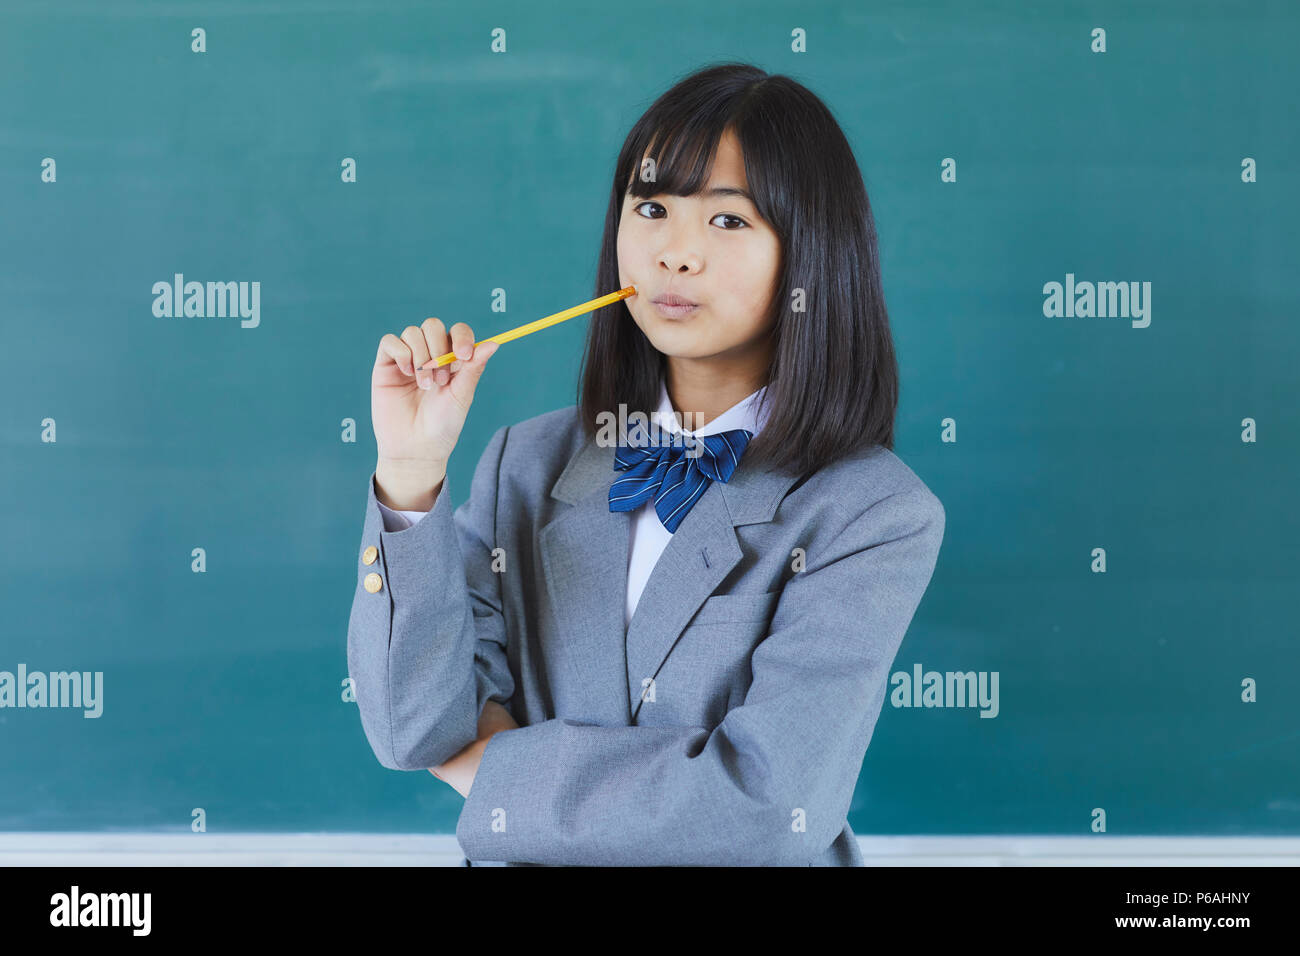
[375,379,771,628]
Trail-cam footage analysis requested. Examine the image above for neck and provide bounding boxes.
[664,356,767,429]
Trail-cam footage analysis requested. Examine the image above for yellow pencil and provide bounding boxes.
[417,285,638,371]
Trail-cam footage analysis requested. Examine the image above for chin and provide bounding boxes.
[654,344,726,361]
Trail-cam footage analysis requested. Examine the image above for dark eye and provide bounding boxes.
[711,213,748,230]
[631,201,749,230]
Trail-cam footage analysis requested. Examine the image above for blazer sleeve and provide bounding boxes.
[346,424,516,771]
[456,486,945,866]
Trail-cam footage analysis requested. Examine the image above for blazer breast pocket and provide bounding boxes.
[688,589,781,626]
[644,590,781,730]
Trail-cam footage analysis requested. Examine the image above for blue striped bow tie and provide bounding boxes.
[609,421,754,533]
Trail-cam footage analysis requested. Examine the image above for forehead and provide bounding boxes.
[626,129,751,197]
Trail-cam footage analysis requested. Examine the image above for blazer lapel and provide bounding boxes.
[623,484,740,720]
[538,435,633,725]
[538,425,802,726]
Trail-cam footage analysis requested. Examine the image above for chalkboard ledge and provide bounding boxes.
[1,834,1297,866]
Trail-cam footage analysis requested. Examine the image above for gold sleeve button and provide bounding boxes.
[362,546,378,565]
[363,572,383,593]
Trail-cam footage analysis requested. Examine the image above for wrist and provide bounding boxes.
[375,457,447,511]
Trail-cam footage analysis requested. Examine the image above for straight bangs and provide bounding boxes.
[624,118,730,205]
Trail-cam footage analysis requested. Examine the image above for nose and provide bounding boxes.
[654,212,705,275]
[658,248,702,275]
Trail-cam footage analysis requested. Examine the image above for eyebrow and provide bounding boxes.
[626,183,755,203]
[701,185,754,203]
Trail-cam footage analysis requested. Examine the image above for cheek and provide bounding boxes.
[747,242,782,304]
[715,246,780,332]
[616,226,637,276]
[727,248,777,304]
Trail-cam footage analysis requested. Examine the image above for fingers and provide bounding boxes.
[378,320,496,393]
[377,333,414,377]
[447,337,499,411]
[420,317,454,387]
[402,322,438,389]
[438,321,478,385]
[448,322,476,364]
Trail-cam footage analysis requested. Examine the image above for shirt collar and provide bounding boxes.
[651,377,770,438]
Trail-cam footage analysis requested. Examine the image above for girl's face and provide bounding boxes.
[617,129,782,375]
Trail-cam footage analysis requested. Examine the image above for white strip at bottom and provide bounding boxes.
[1,834,1298,866]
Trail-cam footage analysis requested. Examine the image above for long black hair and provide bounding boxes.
[579,61,900,479]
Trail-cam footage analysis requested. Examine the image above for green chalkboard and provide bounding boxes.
[1,0,1296,840]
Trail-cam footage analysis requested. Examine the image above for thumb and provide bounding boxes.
[448,339,498,407]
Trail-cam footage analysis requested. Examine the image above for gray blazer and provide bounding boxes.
[347,404,945,866]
